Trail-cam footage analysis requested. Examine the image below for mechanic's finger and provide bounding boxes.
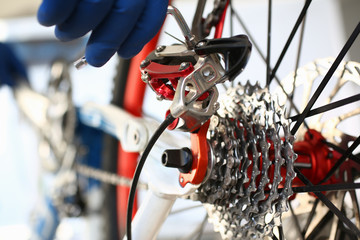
[38,0,80,26]
[85,0,147,67]
[117,0,168,58]
[8,49,28,80]
[0,44,27,86]
[0,68,15,86]
[55,0,114,41]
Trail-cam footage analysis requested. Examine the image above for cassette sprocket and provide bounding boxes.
[196,82,296,239]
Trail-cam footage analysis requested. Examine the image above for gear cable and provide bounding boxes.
[126,114,176,240]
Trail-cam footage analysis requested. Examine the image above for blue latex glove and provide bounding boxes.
[0,43,28,87]
[37,0,168,67]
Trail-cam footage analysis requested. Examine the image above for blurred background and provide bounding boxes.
[0,0,359,239]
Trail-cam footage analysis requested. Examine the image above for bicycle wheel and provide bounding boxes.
[109,1,360,239]
[192,0,360,239]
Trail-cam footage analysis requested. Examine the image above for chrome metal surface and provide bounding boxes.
[167,5,197,49]
[169,54,225,132]
[154,45,196,58]
[74,56,88,70]
[196,82,296,239]
[275,58,360,149]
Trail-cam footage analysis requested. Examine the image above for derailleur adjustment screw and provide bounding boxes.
[156,45,166,52]
[162,148,193,173]
[196,41,206,48]
[179,62,190,71]
[140,59,150,68]
[156,95,165,101]
[141,73,150,83]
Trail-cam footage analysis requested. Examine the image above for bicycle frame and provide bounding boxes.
[4,1,360,240]
[14,82,194,240]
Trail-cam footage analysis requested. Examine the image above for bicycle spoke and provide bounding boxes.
[319,135,360,184]
[289,93,360,122]
[293,1,306,84]
[230,4,307,121]
[326,61,348,105]
[302,198,319,236]
[272,226,284,240]
[324,140,360,165]
[230,0,234,88]
[272,234,279,240]
[266,0,272,86]
[338,223,359,240]
[328,191,345,240]
[289,203,305,240]
[295,168,360,237]
[349,190,360,230]
[306,210,334,240]
[229,0,234,37]
[291,22,360,135]
[289,4,307,115]
[278,226,285,240]
[269,0,312,84]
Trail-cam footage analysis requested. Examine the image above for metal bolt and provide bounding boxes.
[141,73,150,82]
[180,177,184,183]
[202,68,214,78]
[140,59,150,68]
[196,41,206,47]
[156,95,165,101]
[179,62,190,71]
[156,45,166,52]
[74,56,88,70]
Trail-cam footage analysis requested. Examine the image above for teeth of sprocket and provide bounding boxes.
[197,82,296,239]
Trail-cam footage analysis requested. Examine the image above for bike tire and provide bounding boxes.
[101,57,131,239]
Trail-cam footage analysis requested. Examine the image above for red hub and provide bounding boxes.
[291,129,357,187]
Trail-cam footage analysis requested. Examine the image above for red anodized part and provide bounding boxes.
[291,129,338,186]
[280,129,360,194]
[141,61,210,101]
[264,129,349,192]
[179,120,210,187]
[141,61,194,100]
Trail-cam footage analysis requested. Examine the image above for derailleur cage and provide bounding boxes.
[140,34,251,133]
[140,6,251,188]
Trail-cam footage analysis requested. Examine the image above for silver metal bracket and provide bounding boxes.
[167,5,197,49]
[169,54,225,132]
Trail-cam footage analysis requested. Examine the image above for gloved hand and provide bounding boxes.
[0,43,28,87]
[37,0,169,67]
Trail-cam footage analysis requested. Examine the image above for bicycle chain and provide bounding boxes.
[203,0,228,37]
[75,164,148,189]
[195,82,296,239]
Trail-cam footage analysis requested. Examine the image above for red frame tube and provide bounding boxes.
[117,32,162,235]
[214,0,229,39]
